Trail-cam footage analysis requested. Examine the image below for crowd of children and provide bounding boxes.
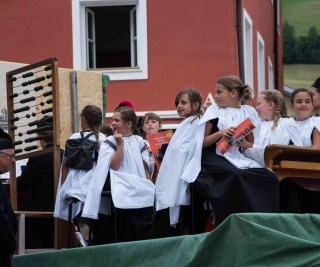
[54,75,320,247]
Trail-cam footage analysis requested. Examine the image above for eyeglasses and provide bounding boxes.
[0,152,15,160]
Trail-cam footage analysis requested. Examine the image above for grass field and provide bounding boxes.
[283,64,320,89]
[282,0,320,37]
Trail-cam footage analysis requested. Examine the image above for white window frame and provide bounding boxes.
[130,6,137,67]
[243,9,253,88]
[86,8,96,69]
[257,32,265,92]
[268,57,274,89]
[72,0,148,81]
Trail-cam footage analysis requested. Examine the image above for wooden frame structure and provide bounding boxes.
[6,58,61,252]
[264,144,320,181]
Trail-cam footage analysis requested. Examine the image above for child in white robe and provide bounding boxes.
[155,88,205,230]
[242,89,290,165]
[279,88,320,213]
[82,106,155,242]
[195,76,279,225]
[53,105,106,245]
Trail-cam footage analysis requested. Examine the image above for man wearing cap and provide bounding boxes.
[0,128,17,267]
[311,77,320,116]
[16,116,56,248]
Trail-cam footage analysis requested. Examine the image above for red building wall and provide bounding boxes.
[0,1,73,68]
[106,0,239,112]
[0,0,281,113]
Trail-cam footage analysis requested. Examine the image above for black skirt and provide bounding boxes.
[195,149,279,223]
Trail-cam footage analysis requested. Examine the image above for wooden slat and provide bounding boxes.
[14,211,53,218]
[279,161,320,170]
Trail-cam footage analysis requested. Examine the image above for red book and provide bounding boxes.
[146,130,173,170]
[216,118,255,154]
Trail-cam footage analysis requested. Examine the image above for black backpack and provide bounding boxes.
[64,132,97,170]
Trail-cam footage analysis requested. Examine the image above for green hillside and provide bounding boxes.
[282,0,320,90]
[282,0,320,37]
[284,64,320,89]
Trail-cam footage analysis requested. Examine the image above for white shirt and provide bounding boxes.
[279,117,320,146]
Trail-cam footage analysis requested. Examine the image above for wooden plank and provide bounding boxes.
[279,161,320,170]
[272,167,320,181]
[14,211,53,218]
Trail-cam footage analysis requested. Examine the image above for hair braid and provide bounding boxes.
[81,105,103,148]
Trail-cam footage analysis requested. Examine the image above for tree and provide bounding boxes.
[306,26,320,63]
[283,20,297,64]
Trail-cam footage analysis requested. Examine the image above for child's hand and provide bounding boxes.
[237,138,253,149]
[220,127,235,138]
[113,129,124,146]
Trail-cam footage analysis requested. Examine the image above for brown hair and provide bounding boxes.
[81,105,103,148]
[290,88,313,103]
[114,106,140,135]
[142,112,162,124]
[259,89,287,130]
[140,112,162,138]
[39,131,53,143]
[175,88,203,121]
[99,122,114,136]
[217,75,253,103]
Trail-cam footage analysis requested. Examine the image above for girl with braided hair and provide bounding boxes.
[54,105,106,245]
[195,76,279,225]
[254,89,289,146]
[241,89,290,174]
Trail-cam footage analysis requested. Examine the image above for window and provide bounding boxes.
[72,0,148,80]
[243,9,253,88]
[268,57,274,89]
[257,32,265,92]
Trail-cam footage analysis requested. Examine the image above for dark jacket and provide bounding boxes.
[0,181,16,267]
[17,144,58,211]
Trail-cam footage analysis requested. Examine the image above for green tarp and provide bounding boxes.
[12,213,320,267]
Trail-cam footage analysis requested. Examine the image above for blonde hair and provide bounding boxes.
[259,89,287,130]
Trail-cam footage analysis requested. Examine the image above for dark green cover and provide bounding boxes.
[101,75,110,120]
[12,213,320,267]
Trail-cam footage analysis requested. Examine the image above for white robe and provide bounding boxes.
[279,117,320,146]
[155,116,205,226]
[201,104,264,169]
[243,118,290,166]
[82,134,155,219]
[54,132,106,221]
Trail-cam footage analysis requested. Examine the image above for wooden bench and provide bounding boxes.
[264,145,320,181]
[15,211,55,254]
